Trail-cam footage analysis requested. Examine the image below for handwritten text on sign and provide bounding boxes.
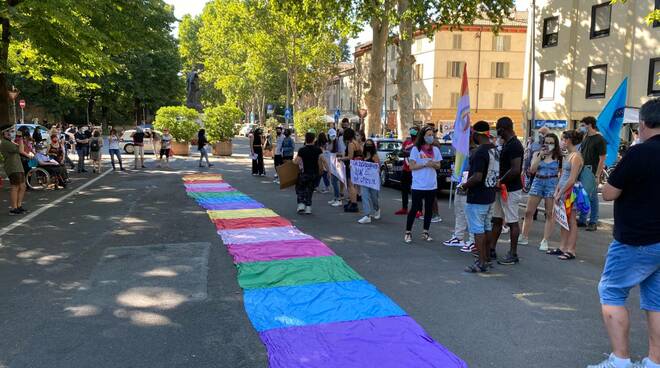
[350,160,380,191]
[554,201,570,231]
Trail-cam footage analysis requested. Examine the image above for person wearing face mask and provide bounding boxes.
[358,139,381,224]
[591,98,660,368]
[395,127,419,216]
[326,128,342,206]
[489,117,524,266]
[520,133,562,251]
[577,116,607,231]
[404,126,443,243]
[273,126,284,183]
[523,126,550,193]
[0,124,28,215]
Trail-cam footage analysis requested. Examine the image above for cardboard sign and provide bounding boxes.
[276,160,299,189]
[324,152,347,184]
[350,160,380,191]
[554,201,570,231]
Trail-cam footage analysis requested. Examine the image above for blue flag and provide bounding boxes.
[596,78,628,167]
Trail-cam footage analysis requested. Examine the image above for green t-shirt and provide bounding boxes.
[580,133,607,174]
[0,138,24,174]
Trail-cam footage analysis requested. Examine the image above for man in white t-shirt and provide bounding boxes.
[273,126,284,183]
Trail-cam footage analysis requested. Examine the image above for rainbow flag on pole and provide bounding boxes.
[452,64,471,182]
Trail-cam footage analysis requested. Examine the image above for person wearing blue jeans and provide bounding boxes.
[358,140,380,224]
[74,126,89,173]
[589,98,660,368]
[578,116,607,232]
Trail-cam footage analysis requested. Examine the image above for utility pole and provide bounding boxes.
[530,0,537,135]
[383,44,388,134]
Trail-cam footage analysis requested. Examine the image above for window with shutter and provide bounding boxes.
[494,93,504,109]
[450,62,462,78]
[493,35,510,51]
[494,62,509,78]
[450,93,460,108]
[452,34,462,50]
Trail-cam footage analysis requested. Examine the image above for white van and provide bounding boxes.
[119,129,162,154]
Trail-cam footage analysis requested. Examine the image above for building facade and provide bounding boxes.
[522,0,660,137]
[353,12,528,134]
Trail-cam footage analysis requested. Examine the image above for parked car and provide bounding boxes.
[372,138,402,163]
[380,141,456,192]
[239,124,256,137]
[119,129,162,154]
[16,123,49,140]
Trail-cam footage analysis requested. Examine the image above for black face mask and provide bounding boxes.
[276,131,282,136]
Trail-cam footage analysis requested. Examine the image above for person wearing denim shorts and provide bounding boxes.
[588,98,660,368]
[459,121,496,273]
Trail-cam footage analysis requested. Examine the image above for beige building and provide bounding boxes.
[522,0,660,136]
[353,13,528,134]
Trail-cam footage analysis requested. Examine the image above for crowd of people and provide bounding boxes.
[251,98,659,368]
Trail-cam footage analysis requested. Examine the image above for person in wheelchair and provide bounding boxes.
[35,148,68,188]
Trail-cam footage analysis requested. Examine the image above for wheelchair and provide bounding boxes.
[26,159,68,190]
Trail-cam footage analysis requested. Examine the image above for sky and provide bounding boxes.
[165,0,530,46]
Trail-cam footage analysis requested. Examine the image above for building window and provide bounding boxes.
[449,61,463,78]
[415,38,423,53]
[414,93,421,109]
[414,64,424,80]
[655,0,659,28]
[450,93,460,108]
[649,57,660,96]
[492,62,510,78]
[542,17,559,48]
[452,34,462,50]
[586,64,608,98]
[492,35,511,51]
[590,3,611,39]
[540,71,556,100]
[494,93,504,109]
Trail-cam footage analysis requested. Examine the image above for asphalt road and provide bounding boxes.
[0,137,650,368]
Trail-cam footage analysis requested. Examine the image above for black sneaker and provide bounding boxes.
[577,222,587,228]
[489,249,497,261]
[586,223,598,232]
[497,252,519,265]
[9,208,21,216]
[465,261,487,273]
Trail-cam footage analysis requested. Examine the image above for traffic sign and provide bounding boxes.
[19,100,25,109]
[284,107,292,120]
[267,104,274,114]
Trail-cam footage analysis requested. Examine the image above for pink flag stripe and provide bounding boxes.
[226,239,335,263]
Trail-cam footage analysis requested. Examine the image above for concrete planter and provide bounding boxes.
[213,141,232,156]
[171,141,190,156]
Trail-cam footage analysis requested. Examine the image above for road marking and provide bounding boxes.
[0,168,113,239]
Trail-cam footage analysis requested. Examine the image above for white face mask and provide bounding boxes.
[547,144,555,151]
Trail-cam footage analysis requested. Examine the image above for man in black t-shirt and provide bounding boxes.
[294,132,323,215]
[459,121,497,273]
[490,117,524,266]
[74,125,89,173]
[578,116,607,231]
[591,98,660,368]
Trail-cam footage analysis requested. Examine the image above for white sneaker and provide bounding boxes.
[304,206,312,214]
[460,242,476,253]
[297,203,305,213]
[502,225,510,233]
[518,236,529,245]
[331,200,342,207]
[431,215,442,223]
[638,358,658,368]
[328,199,336,204]
[373,210,381,220]
[587,354,635,368]
[443,237,464,247]
[320,189,329,194]
[539,239,549,252]
[358,216,371,224]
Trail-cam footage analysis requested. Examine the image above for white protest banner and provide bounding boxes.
[325,152,346,184]
[350,160,380,191]
[554,201,570,231]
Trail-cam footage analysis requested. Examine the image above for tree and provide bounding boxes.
[293,107,328,136]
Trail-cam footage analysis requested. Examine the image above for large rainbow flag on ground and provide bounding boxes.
[452,64,471,182]
[182,173,467,367]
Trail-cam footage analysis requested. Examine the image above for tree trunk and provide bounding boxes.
[396,0,414,138]
[364,7,390,137]
[0,17,11,125]
[134,97,141,124]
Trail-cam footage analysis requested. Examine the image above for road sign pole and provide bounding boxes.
[21,107,24,123]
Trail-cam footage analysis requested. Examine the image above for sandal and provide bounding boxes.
[558,252,575,260]
[465,261,488,273]
[404,232,412,244]
[546,248,563,255]
[421,231,433,242]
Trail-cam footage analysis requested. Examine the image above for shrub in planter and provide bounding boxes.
[293,107,327,138]
[154,106,200,155]
[204,104,243,156]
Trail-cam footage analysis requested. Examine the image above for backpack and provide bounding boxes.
[484,147,500,188]
[90,138,100,152]
[282,137,294,156]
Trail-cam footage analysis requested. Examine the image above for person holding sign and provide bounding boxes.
[357,139,381,224]
[341,128,362,213]
[404,126,443,244]
[546,130,584,260]
[294,132,324,214]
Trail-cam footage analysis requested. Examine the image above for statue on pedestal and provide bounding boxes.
[186,70,203,112]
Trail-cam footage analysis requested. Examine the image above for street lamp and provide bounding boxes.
[8,86,19,124]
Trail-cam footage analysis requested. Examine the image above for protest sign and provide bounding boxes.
[350,160,380,191]
[276,161,299,189]
[325,152,347,184]
[554,201,570,231]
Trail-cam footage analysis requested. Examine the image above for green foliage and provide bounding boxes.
[610,0,660,25]
[204,104,243,142]
[179,14,203,71]
[154,106,200,142]
[294,107,327,136]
